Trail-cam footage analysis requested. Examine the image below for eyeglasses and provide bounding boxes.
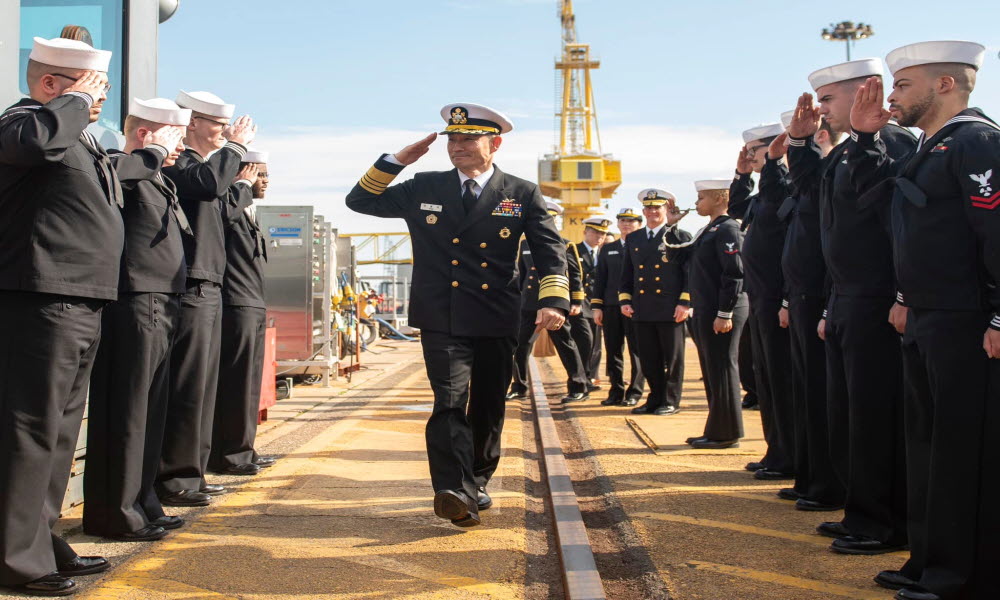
[746,144,768,158]
[50,73,111,94]
[192,115,229,127]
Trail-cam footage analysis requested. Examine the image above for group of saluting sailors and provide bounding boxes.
[349,39,998,600]
[0,36,274,596]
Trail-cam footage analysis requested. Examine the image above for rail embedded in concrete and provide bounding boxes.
[528,356,607,600]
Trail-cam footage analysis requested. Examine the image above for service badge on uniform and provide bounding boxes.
[499,227,511,239]
[451,107,468,125]
[646,190,658,200]
[426,214,438,225]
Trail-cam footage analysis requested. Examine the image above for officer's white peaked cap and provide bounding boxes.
[808,58,883,91]
[742,123,785,144]
[545,200,564,215]
[886,41,986,76]
[637,188,676,206]
[29,37,111,71]
[128,98,191,126]
[176,90,235,119]
[440,103,514,135]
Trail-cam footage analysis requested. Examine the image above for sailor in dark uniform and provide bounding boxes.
[572,217,610,389]
[683,180,748,448]
[508,201,590,404]
[346,103,569,528]
[774,112,846,512]
[158,91,256,504]
[210,149,277,475]
[0,37,116,596]
[846,41,999,600]
[593,208,646,407]
[84,99,192,543]
[786,58,916,555]
[730,122,796,480]
[619,189,692,416]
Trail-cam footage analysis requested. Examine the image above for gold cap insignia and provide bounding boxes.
[426,214,438,225]
[646,190,658,200]
[451,107,468,125]
[499,227,511,239]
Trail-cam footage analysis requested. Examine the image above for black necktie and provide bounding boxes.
[463,179,477,214]
[155,173,192,236]
[79,132,123,207]
[648,229,654,241]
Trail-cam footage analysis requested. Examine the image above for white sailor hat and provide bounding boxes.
[128,98,191,126]
[808,58,883,91]
[616,207,643,222]
[742,123,785,144]
[583,217,613,233]
[176,90,235,120]
[545,200,564,215]
[695,180,731,192]
[439,103,513,135]
[638,188,676,207]
[242,148,269,164]
[886,41,986,76]
[780,110,795,130]
[29,36,111,71]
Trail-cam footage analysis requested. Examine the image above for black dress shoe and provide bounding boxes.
[744,461,764,472]
[686,436,707,445]
[200,484,226,496]
[895,588,940,600]
[652,406,679,416]
[623,395,641,406]
[816,521,851,539]
[777,488,800,501]
[631,403,654,414]
[57,556,109,577]
[831,535,907,555]
[151,516,184,530]
[220,463,260,476]
[505,390,527,401]
[112,525,167,542]
[875,570,917,591]
[12,573,77,596]
[795,498,844,512]
[253,455,276,468]
[160,489,211,507]
[560,392,589,404]
[690,438,739,449]
[586,383,601,393]
[476,487,492,510]
[741,394,759,409]
[433,490,480,527]
[754,469,794,481]
[600,396,623,406]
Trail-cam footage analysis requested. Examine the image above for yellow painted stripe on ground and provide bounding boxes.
[622,480,789,506]
[685,560,890,600]
[635,512,832,547]
[340,554,514,598]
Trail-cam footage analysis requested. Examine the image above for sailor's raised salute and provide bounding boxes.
[346,103,569,528]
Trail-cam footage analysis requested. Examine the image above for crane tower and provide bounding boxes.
[538,0,621,240]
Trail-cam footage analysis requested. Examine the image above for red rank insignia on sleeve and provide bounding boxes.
[970,190,1000,210]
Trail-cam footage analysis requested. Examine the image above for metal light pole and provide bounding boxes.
[821,21,875,61]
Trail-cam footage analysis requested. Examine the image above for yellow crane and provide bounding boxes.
[538,0,621,241]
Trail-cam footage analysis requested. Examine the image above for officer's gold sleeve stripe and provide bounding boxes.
[365,166,397,185]
[571,291,586,300]
[540,274,569,285]
[619,292,633,301]
[361,173,388,188]
[359,179,384,195]
[679,292,691,301]
[539,288,570,301]
[591,298,604,305]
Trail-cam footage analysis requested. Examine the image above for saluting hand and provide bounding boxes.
[768,133,789,160]
[64,70,108,101]
[145,126,184,160]
[536,307,566,331]
[224,115,257,146]
[788,93,821,139]
[735,145,753,175]
[984,328,1000,359]
[235,163,259,184]
[394,133,437,166]
[850,77,892,134]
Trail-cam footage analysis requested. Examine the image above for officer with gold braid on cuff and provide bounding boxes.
[346,103,569,528]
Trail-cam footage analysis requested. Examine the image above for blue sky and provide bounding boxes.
[158,0,1000,235]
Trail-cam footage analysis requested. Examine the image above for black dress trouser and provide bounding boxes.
[510,310,587,395]
[690,305,747,440]
[158,279,223,494]
[421,330,515,501]
[0,292,103,585]
[568,313,595,380]
[210,306,267,470]
[749,297,795,473]
[84,293,179,536]
[738,320,757,404]
[601,308,645,401]
[825,294,906,544]
[787,294,844,504]
[633,320,685,410]
[897,309,994,599]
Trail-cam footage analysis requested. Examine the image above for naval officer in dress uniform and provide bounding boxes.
[684,180,749,448]
[158,92,256,504]
[572,217,610,388]
[619,189,692,416]
[593,209,646,406]
[346,103,569,527]
[786,58,916,555]
[84,99,191,543]
[508,201,590,404]
[210,149,276,476]
[847,41,999,600]
[0,37,117,596]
